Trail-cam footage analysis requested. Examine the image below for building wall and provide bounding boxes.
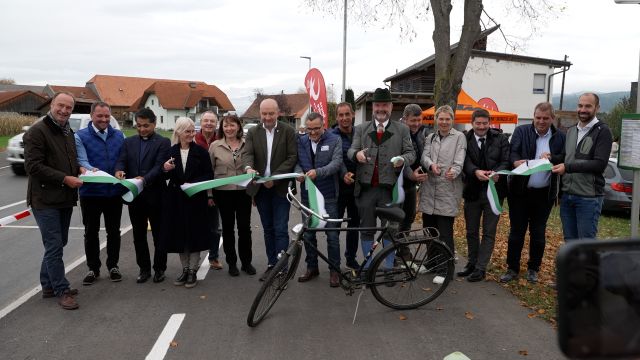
[462,56,558,134]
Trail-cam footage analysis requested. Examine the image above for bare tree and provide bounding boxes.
[303,0,560,108]
[0,78,16,85]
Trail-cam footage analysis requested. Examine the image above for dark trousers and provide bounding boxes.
[337,188,359,261]
[207,205,221,260]
[506,187,553,273]
[80,196,123,272]
[128,194,167,273]
[255,187,291,266]
[422,213,455,254]
[400,184,417,232]
[215,190,253,267]
[463,193,501,271]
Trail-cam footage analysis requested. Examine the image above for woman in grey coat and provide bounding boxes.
[419,105,467,255]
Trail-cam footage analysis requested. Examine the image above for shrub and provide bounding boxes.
[0,112,37,136]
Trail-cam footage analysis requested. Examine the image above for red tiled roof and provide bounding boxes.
[49,85,99,101]
[0,90,46,105]
[132,81,235,111]
[87,75,234,111]
[242,93,308,119]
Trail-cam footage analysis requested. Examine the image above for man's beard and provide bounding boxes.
[373,111,390,122]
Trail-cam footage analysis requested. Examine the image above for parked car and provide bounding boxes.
[243,123,258,137]
[602,158,634,213]
[6,114,121,176]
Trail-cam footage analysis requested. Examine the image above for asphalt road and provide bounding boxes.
[0,152,566,360]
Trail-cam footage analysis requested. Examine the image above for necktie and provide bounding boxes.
[479,138,487,169]
[99,129,105,134]
[372,123,384,187]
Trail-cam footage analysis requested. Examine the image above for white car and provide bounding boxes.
[6,114,121,175]
[243,123,258,137]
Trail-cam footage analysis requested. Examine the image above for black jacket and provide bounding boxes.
[462,128,510,201]
[508,123,566,202]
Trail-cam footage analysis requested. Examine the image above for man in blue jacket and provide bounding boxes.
[75,102,125,285]
[295,112,344,287]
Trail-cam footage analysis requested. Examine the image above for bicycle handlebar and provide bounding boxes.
[286,184,346,224]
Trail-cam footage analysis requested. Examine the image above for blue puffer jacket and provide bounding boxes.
[77,124,125,198]
[295,131,343,202]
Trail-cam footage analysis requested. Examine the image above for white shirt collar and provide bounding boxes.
[263,121,278,133]
[578,116,599,130]
[374,120,389,129]
[91,122,107,134]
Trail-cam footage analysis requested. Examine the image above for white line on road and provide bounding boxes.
[145,313,186,360]
[196,236,223,280]
[1,226,90,230]
[0,200,26,211]
[0,165,10,170]
[0,224,133,320]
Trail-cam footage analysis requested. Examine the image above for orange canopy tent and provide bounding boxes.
[422,89,518,125]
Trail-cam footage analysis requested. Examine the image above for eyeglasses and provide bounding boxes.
[307,127,322,132]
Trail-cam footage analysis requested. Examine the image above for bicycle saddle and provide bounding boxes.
[375,207,405,222]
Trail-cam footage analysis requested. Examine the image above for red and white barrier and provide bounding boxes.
[0,209,32,227]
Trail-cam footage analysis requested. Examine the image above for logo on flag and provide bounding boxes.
[304,68,329,128]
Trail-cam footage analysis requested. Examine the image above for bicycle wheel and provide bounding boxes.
[368,239,454,310]
[247,241,301,327]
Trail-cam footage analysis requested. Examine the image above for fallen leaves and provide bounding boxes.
[170,341,178,348]
[464,311,474,320]
[518,350,528,356]
[399,314,407,320]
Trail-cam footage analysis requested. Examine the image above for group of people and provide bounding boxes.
[24,89,612,311]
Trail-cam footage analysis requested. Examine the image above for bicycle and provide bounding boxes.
[247,186,455,327]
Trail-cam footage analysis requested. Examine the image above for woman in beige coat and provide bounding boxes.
[419,105,467,255]
[209,115,255,277]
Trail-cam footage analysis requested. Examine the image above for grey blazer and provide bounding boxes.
[347,120,415,196]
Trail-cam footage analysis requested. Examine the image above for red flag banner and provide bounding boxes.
[304,68,329,128]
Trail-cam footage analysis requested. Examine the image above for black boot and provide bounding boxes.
[174,267,189,286]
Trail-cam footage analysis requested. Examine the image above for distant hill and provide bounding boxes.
[552,91,629,113]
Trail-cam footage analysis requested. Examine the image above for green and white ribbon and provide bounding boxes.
[180,173,255,197]
[386,162,405,206]
[255,172,303,183]
[79,170,143,202]
[305,177,328,229]
[487,159,552,215]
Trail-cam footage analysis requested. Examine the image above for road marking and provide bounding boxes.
[145,313,186,360]
[196,236,223,280]
[0,224,133,320]
[1,226,91,230]
[0,165,10,170]
[0,200,26,211]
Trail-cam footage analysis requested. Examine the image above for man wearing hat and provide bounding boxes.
[347,88,415,268]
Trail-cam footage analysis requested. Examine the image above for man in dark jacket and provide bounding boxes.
[295,112,343,287]
[75,102,125,285]
[459,109,510,282]
[501,102,565,284]
[330,102,360,269]
[115,108,171,284]
[552,93,613,241]
[400,104,429,233]
[24,92,83,310]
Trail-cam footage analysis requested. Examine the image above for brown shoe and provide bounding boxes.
[43,287,78,299]
[58,290,79,310]
[209,259,223,270]
[297,269,320,282]
[329,271,340,288]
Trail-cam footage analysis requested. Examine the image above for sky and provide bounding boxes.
[1,0,639,114]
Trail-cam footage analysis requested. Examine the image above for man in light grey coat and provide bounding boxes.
[347,88,415,268]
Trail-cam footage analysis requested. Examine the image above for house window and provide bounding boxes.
[151,99,154,106]
[533,73,546,94]
[160,116,163,124]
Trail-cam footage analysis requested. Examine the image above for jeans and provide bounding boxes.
[33,207,73,297]
[216,190,253,267]
[506,187,553,272]
[128,193,167,273]
[255,187,291,266]
[207,204,221,260]
[337,187,359,262]
[302,200,340,270]
[560,194,604,241]
[463,192,501,271]
[80,196,123,272]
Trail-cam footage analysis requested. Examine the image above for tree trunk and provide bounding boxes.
[431,0,483,112]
